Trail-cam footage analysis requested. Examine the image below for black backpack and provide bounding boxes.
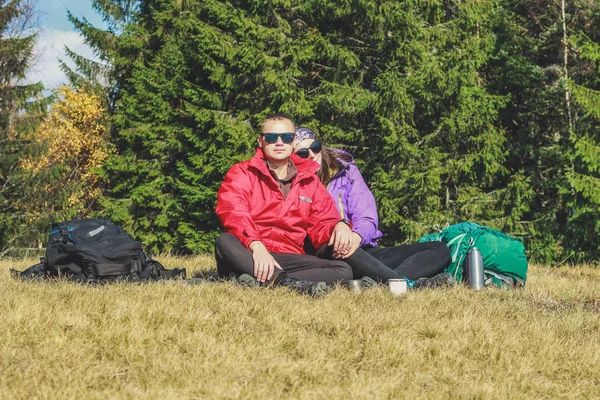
[12,218,186,283]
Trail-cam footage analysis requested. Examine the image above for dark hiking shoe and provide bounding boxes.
[227,272,240,282]
[413,272,456,290]
[361,276,378,288]
[270,273,327,298]
[237,273,260,287]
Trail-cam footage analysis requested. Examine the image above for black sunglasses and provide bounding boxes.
[261,132,295,144]
[295,141,322,158]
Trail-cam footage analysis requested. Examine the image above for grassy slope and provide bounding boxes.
[0,256,599,399]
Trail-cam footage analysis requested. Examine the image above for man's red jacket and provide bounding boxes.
[216,148,341,254]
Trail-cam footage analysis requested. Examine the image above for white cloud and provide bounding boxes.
[26,29,102,90]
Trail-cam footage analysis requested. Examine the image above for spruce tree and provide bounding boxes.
[59,0,137,97]
[483,0,600,263]
[566,31,600,260]
[480,0,570,263]
[64,0,600,259]
[364,0,514,242]
[74,0,530,252]
[0,0,48,254]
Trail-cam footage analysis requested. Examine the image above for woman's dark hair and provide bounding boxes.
[317,141,353,186]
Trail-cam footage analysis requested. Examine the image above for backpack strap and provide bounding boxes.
[94,263,133,276]
[446,233,475,281]
[87,256,180,279]
[145,258,186,280]
[447,233,467,263]
[10,257,52,280]
[83,258,96,280]
[85,255,139,278]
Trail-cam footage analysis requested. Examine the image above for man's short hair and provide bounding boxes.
[261,113,295,132]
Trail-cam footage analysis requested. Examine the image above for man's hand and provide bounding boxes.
[249,241,281,283]
[329,221,354,258]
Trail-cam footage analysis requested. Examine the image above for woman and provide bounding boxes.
[294,127,453,287]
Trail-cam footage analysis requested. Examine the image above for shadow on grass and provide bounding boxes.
[529,295,600,313]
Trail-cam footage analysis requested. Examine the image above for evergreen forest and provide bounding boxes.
[3,0,600,264]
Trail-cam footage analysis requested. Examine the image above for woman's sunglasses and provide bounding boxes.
[261,133,295,144]
[295,141,322,158]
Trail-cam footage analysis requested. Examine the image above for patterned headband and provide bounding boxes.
[294,127,318,142]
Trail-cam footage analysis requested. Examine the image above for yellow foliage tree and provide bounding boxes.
[22,86,113,218]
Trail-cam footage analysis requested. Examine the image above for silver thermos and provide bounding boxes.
[467,247,485,290]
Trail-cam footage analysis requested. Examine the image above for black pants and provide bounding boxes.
[215,233,353,285]
[316,241,450,283]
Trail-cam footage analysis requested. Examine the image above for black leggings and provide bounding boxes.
[317,242,450,283]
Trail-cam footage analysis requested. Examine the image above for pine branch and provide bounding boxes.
[570,82,600,119]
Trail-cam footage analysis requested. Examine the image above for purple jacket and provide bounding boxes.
[327,150,383,247]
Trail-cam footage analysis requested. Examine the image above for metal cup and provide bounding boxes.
[388,278,407,296]
[344,279,363,293]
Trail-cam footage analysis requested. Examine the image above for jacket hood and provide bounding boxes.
[330,148,356,180]
[333,148,355,169]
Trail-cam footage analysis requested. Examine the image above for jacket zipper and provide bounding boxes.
[338,192,345,220]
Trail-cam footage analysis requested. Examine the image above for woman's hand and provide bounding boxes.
[329,222,353,258]
[339,232,362,259]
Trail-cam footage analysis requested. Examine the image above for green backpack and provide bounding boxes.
[418,222,528,288]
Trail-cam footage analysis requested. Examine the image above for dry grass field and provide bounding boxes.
[1,255,599,399]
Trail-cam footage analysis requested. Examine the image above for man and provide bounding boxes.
[215,114,354,295]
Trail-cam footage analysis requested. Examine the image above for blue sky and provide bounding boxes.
[39,0,106,31]
[28,0,107,89]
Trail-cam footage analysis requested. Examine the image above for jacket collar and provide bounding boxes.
[249,148,319,179]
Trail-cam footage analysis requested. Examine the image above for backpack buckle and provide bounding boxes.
[131,254,142,273]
